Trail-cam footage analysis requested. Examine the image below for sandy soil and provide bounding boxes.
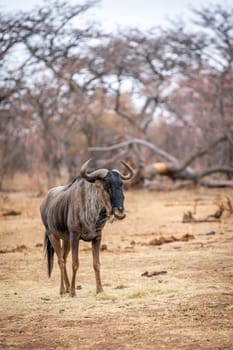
[0,188,233,349]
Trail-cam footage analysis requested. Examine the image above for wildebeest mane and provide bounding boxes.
[64,176,81,191]
[77,181,110,235]
[95,207,107,230]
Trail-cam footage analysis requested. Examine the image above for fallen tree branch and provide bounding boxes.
[199,180,233,188]
[182,196,233,223]
[182,211,220,223]
[88,138,179,163]
[88,137,233,188]
[197,167,233,178]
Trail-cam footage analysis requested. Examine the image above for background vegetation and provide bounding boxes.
[1,0,233,190]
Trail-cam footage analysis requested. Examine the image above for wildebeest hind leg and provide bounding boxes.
[62,239,70,293]
[70,231,80,297]
[49,234,66,295]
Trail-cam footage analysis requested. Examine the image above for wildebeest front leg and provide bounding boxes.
[62,239,70,293]
[92,237,104,294]
[70,231,79,297]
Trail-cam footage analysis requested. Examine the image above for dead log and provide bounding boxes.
[1,210,21,216]
[88,136,233,188]
[182,196,233,223]
[142,271,167,277]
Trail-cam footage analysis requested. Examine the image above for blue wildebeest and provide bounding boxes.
[40,159,134,297]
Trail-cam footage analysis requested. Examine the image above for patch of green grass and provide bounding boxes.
[114,284,129,290]
[96,292,117,302]
[127,286,176,299]
[128,289,146,299]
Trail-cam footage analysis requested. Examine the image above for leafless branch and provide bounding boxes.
[88,138,179,163]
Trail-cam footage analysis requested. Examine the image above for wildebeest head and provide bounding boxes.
[80,159,134,220]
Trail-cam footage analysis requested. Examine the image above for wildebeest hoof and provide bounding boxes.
[96,289,104,294]
[70,291,76,297]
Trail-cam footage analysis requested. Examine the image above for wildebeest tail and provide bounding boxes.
[44,231,54,278]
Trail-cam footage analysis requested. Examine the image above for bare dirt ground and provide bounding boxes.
[0,188,233,349]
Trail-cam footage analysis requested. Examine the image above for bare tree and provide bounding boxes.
[1,1,233,190]
[0,0,105,187]
[87,3,233,188]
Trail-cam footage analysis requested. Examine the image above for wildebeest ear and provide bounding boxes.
[87,178,96,183]
[93,179,103,187]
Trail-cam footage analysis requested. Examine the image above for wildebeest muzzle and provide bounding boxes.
[112,206,126,220]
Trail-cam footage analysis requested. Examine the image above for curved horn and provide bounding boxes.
[80,159,108,182]
[113,161,135,180]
